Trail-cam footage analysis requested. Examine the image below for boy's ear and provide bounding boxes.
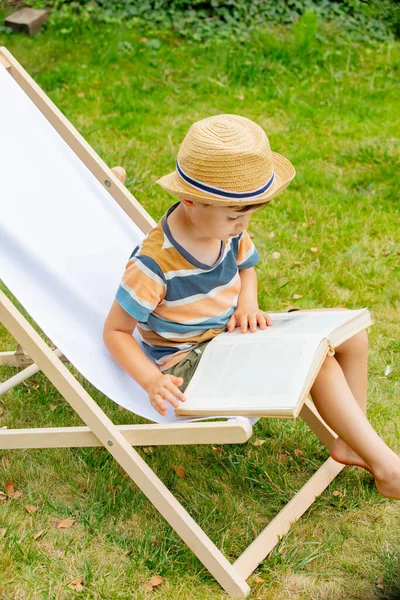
[180,197,195,207]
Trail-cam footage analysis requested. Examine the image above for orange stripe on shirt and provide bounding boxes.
[154,276,241,322]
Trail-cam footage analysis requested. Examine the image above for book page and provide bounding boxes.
[212,309,367,343]
[184,334,323,411]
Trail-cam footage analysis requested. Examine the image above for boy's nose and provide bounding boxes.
[235,220,249,233]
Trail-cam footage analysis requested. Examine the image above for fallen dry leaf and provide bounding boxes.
[123,549,132,557]
[173,465,186,478]
[294,449,303,457]
[332,490,341,497]
[376,576,384,585]
[0,492,6,502]
[144,575,164,590]
[236,94,245,100]
[254,576,265,583]
[49,405,58,412]
[268,232,275,238]
[293,294,302,300]
[5,481,22,499]
[5,481,15,497]
[310,247,319,253]
[0,407,3,416]
[0,528,6,539]
[253,438,265,447]
[33,530,44,540]
[57,518,75,529]
[278,454,287,463]
[25,504,38,514]
[272,251,281,260]
[77,92,85,98]
[212,446,223,453]
[68,577,86,592]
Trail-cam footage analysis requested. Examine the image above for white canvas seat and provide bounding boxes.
[0,48,344,598]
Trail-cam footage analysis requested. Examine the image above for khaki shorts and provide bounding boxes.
[163,308,300,393]
[163,340,211,393]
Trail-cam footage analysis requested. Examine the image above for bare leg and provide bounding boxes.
[330,331,370,471]
[335,332,368,413]
[310,355,400,499]
[293,309,370,470]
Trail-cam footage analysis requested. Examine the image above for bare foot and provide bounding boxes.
[330,437,372,473]
[375,470,400,500]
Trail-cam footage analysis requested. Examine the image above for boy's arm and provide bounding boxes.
[227,267,272,333]
[103,300,186,415]
[237,266,259,310]
[103,300,161,390]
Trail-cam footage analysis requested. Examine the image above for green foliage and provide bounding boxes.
[22,0,400,42]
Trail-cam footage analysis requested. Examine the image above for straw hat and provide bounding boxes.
[156,114,295,207]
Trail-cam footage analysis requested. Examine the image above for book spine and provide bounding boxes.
[327,343,335,356]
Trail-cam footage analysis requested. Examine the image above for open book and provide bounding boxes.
[175,308,372,418]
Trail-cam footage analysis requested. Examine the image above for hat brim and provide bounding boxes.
[155,152,296,206]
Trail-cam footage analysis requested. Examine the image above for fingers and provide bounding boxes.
[161,383,183,408]
[265,313,273,326]
[151,377,186,416]
[240,315,248,333]
[227,313,236,332]
[238,312,273,333]
[256,312,267,330]
[167,379,186,403]
[249,314,257,332]
[152,393,167,416]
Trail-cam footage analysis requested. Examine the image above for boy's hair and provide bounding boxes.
[228,202,269,212]
[198,201,269,212]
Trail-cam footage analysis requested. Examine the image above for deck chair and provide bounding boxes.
[0,47,345,598]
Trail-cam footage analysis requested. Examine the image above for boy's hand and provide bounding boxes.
[227,307,272,333]
[145,373,186,416]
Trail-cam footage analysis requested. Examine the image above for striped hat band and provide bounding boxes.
[176,159,275,200]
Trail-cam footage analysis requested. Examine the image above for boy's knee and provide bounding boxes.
[354,329,368,352]
[336,329,368,355]
[354,329,368,351]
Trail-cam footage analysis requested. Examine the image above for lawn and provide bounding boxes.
[0,12,399,600]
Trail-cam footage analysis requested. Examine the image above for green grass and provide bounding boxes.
[0,16,400,600]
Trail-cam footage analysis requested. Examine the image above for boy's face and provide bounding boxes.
[181,199,259,241]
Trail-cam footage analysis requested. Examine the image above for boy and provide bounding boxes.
[104,114,400,500]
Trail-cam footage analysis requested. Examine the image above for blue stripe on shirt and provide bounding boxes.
[116,286,152,322]
[237,246,260,270]
[163,256,238,302]
[147,306,236,335]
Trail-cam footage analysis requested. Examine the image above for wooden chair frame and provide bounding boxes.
[0,47,344,598]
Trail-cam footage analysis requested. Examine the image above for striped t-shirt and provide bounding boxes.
[116,202,260,370]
